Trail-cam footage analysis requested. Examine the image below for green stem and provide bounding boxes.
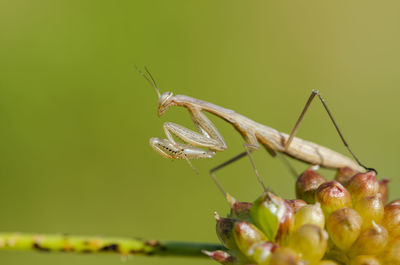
[0,233,225,257]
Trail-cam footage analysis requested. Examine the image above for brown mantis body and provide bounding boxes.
[139,68,370,175]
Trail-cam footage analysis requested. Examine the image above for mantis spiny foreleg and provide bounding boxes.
[150,107,227,172]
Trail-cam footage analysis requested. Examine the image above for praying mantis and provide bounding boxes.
[139,67,373,181]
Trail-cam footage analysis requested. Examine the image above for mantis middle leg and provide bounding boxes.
[210,143,268,198]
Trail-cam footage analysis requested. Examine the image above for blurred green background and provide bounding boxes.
[1,1,400,264]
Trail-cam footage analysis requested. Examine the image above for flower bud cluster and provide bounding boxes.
[206,166,399,265]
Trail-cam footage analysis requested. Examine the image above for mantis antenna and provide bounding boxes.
[135,65,161,98]
[144,67,161,98]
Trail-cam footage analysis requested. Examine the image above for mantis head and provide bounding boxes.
[136,66,176,116]
[157,91,175,116]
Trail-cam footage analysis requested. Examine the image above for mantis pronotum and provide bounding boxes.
[139,68,373,186]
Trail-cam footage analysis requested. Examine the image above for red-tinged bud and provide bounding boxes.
[346,171,379,204]
[354,194,384,229]
[247,241,279,265]
[288,224,328,263]
[350,221,388,256]
[319,261,339,265]
[326,208,363,251]
[286,199,307,213]
[350,255,380,265]
[296,166,326,204]
[316,181,352,217]
[215,213,238,250]
[336,167,358,185]
[382,204,400,238]
[250,192,294,241]
[378,178,389,204]
[294,202,325,230]
[276,200,295,243]
[226,194,252,221]
[387,199,400,207]
[202,250,234,265]
[379,238,400,264]
[233,221,268,257]
[269,247,302,265]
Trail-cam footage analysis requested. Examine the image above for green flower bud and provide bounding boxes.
[346,171,379,204]
[233,221,268,257]
[215,213,238,250]
[269,247,302,265]
[286,199,307,213]
[378,178,389,205]
[350,221,388,256]
[296,166,326,203]
[327,208,363,252]
[354,194,384,230]
[335,167,358,185]
[382,204,400,238]
[289,224,328,263]
[294,202,325,230]
[247,241,279,265]
[203,250,234,265]
[350,255,380,265]
[316,181,352,217]
[250,192,294,241]
[324,248,349,265]
[379,238,400,264]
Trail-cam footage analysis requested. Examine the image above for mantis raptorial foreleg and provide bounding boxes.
[150,106,227,173]
[161,106,227,152]
[187,106,227,151]
[163,122,221,150]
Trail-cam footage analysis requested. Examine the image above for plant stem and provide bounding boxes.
[0,233,225,258]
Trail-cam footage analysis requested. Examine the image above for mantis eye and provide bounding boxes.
[159,92,173,105]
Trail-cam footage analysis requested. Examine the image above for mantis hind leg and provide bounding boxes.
[284,89,375,173]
